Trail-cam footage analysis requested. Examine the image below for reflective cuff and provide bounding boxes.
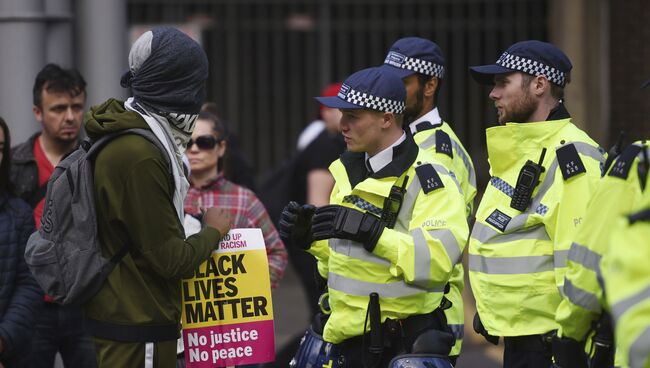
[563,278,601,312]
[449,323,464,340]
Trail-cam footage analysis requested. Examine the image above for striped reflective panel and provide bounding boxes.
[489,177,548,215]
[468,253,554,274]
[629,327,650,368]
[327,272,444,298]
[342,195,382,216]
[563,278,600,312]
[568,242,602,273]
[471,221,549,244]
[611,284,650,325]
[449,323,464,340]
[328,238,390,266]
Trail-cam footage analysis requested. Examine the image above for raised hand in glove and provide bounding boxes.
[311,205,384,252]
[473,313,499,345]
[278,201,316,249]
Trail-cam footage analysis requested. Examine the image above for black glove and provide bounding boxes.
[278,201,316,249]
[551,334,588,368]
[311,205,385,252]
[473,313,499,345]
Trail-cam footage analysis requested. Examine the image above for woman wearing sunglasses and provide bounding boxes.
[184,112,288,290]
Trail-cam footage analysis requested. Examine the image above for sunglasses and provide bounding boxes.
[188,135,222,150]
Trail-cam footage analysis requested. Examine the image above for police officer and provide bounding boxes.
[604,184,650,368]
[380,36,476,363]
[280,66,469,367]
[467,40,605,368]
[553,138,650,367]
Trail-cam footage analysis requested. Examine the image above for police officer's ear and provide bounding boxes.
[381,111,398,129]
[530,75,551,97]
[423,77,438,98]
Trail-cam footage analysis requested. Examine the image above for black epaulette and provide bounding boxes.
[608,144,643,179]
[415,120,435,133]
[556,143,586,180]
[415,163,444,194]
[435,130,454,158]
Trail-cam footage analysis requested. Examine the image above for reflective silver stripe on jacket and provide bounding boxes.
[629,327,650,368]
[567,242,602,274]
[471,222,549,244]
[468,254,553,274]
[563,278,600,312]
[327,271,444,298]
[611,284,650,325]
[530,142,605,212]
[452,140,477,188]
[329,238,390,267]
[412,228,433,288]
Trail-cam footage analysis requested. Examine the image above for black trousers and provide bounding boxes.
[503,336,553,368]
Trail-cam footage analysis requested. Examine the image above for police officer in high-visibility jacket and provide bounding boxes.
[279,66,469,367]
[380,37,476,363]
[553,141,650,368]
[604,181,650,368]
[467,40,605,368]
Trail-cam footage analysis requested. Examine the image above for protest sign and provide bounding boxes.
[182,228,275,367]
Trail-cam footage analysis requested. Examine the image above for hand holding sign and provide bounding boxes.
[203,207,232,238]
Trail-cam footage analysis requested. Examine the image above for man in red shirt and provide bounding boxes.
[10,63,96,368]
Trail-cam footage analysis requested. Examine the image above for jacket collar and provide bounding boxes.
[486,104,573,176]
[408,108,443,135]
[340,132,418,188]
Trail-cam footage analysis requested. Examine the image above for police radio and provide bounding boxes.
[510,148,547,212]
[381,175,409,228]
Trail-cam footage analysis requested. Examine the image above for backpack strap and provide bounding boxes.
[27,184,48,208]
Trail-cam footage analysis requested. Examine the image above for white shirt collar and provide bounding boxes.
[408,108,443,135]
[365,133,406,173]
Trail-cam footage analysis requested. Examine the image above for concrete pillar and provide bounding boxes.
[45,0,73,67]
[76,0,128,107]
[0,0,46,144]
[549,0,610,145]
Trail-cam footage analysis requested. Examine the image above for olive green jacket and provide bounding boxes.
[84,99,221,342]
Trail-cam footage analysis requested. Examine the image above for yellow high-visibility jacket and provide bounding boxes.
[409,109,477,355]
[469,117,604,337]
[308,135,469,344]
[556,142,649,365]
[604,167,650,368]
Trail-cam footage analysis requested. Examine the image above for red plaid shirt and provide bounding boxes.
[185,174,287,289]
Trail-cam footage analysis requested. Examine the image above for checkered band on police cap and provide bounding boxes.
[384,51,445,79]
[337,83,405,114]
[496,52,567,87]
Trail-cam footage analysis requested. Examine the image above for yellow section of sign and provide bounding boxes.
[182,229,274,329]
